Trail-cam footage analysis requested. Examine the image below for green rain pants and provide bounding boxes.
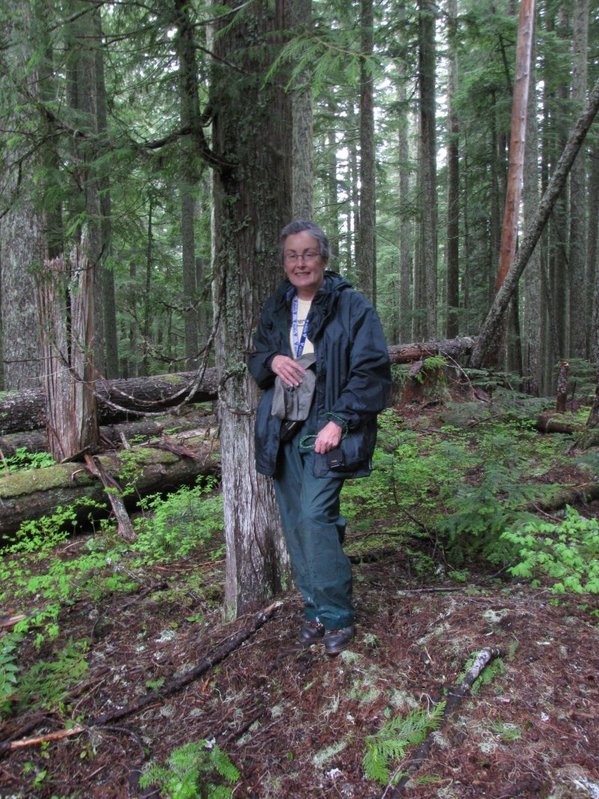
[273,431,354,631]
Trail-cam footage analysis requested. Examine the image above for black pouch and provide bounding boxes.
[326,447,346,470]
[280,419,302,443]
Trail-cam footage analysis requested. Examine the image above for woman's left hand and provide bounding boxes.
[313,421,343,454]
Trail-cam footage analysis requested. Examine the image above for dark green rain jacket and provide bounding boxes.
[248,271,391,479]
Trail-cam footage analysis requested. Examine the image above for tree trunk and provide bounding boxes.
[356,0,376,304]
[174,0,201,370]
[445,0,460,339]
[0,1,45,392]
[491,0,535,370]
[397,54,412,344]
[523,21,542,395]
[0,411,214,457]
[290,0,313,218]
[568,0,589,358]
[93,6,119,379]
[211,0,291,619]
[415,0,438,339]
[35,240,98,461]
[469,76,599,369]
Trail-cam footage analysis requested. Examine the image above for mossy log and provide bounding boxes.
[0,432,220,538]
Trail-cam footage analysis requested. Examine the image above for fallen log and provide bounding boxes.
[0,410,215,457]
[0,431,220,538]
[387,335,477,365]
[0,337,478,435]
[0,370,219,435]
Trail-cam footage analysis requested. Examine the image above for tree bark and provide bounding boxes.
[211,0,291,619]
[290,0,313,218]
[0,434,220,538]
[469,76,599,369]
[568,0,589,359]
[356,0,376,304]
[445,0,460,340]
[415,0,438,339]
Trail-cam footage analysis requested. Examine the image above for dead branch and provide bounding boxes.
[83,455,136,542]
[0,601,282,755]
[382,646,503,798]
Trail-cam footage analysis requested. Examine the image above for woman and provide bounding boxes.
[248,220,391,655]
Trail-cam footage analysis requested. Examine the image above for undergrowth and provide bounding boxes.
[0,476,224,721]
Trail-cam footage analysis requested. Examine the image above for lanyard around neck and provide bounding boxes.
[291,295,310,357]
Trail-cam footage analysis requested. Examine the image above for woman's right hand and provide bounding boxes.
[271,355,307,387]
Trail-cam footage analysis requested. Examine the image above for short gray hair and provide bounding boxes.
[279,219,330,264]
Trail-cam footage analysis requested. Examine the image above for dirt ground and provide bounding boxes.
[1,529,598,799]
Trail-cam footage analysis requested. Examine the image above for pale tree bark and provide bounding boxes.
[522,21,542,395]
[211,0,291,619]
[356,0,376,303]
[469,76,599,369]
[35,238,98,461]
[415,0,437,339]
[568,0,589,358]
[0,0,45,391]
[445,0,460,339]
[290,0,313,219]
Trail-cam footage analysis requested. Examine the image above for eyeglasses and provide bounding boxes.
[284,250,320,264]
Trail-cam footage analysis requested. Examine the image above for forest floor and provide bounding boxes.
[1,399,599,799]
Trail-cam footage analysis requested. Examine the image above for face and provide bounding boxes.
[283,231,327,300]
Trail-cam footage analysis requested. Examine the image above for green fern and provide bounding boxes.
[363,702,446,785]
[139,740,240,799]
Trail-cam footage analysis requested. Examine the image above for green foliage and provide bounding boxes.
[2,499,103,556]
[139,740,240,799]
[133,478,224,562]
[459,653,505,695]
[17,639,89,714]
[363,702,445,786]
[502,507,599,594]
[437,422,564,566]
[0,447,55,474]
[0,631,22,715]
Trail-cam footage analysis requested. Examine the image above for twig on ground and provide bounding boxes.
[0,601,282,755]
[381,646,503,798]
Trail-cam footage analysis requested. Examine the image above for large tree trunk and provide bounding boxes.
[0,1,45,392]
[211,0,292,619]
[0,434,219,538]
[0,337,478,436]
[0,410,214,457]
[415,0,438,339]
[356,0,376,304]
[290,0,313,218]
[36,241,98,461]
[568,0,589,358]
